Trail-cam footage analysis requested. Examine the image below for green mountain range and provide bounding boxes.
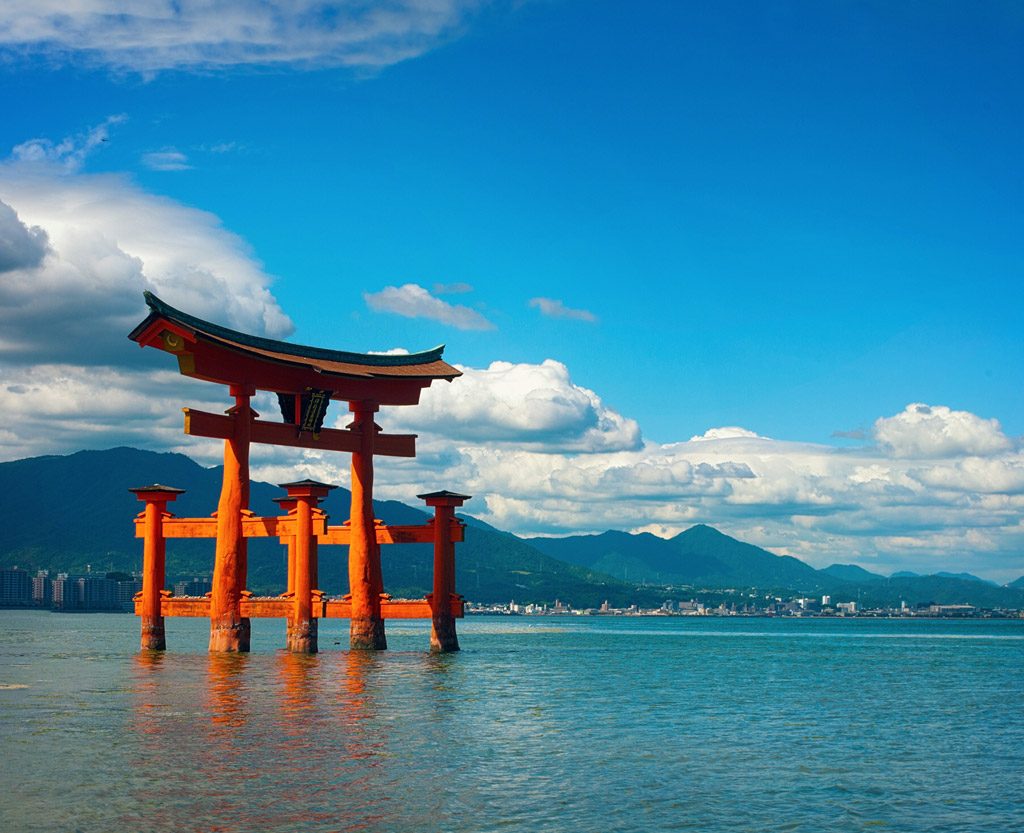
[526,525,826,590]
[525,526,1024,608]
[2,447,1022,609]
[821,563,886,583]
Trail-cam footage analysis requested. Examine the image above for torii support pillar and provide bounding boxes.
[210,384,254,652]
[419,490,471,653]
[130,485,184,651]
[273,496,298,595]
[348,401,387,650]
[281,480,335,653]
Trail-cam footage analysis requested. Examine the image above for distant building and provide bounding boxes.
[51,574,123,611]
[173,578,212,597]
[835,601,857,614]
[52,574,82,610]
[928,604,975,617]
[32,570,52,607]
[78,576,119,610]
[0,568,33,606]
[116,578,143,610]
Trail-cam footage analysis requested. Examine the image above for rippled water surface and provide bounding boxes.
[1,612,1022,832]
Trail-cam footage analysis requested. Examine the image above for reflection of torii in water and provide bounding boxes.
[127,291,469,654]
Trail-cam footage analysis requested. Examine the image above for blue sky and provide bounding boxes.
[0,2,1022,579]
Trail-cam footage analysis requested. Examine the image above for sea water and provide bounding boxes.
[1,611,1021,832]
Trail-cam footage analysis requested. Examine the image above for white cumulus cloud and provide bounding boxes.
[364,283,495,331]
[383,359,642,452]
[689,426,764,442]
[909,455,1024,495]
[0,125,295,459]
[874,403,1012,458]
[0,200,48,273]
[0,128,292,367]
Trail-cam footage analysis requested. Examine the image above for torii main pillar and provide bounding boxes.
[209,384,254,652]
[348,401,386,649]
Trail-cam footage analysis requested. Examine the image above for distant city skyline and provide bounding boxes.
[0,3,1021,581]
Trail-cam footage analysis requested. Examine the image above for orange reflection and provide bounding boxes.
[134,649,166,671]
[129,650,167,738]
[276,651,318,736]
[328,651,386,759]
[343,649,374,698]
[206,652,249,729]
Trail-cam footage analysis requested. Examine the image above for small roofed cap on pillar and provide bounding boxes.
[278,479,337,497]
[129,484,186,496]
[417,490,471,506]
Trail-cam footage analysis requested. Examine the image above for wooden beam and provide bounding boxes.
[139,596,464,619]
[138,518,217,538]
[135,514,328,539]
[184,408,416,457]
[319,521,465,546]
[135,516,458,543]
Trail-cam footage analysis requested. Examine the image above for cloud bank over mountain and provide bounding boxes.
[366,396,1023,581]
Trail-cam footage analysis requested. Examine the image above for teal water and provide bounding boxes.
[1,611,1022,832]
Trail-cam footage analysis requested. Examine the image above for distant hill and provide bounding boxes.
[934,571,997,586]
[1009,576,1024,589]
[0,447,663,607]
[822,563,885,582]
[523,529,687,583]
[671,524,826,590]
[860,575,1024,609]
[528,524,829,592]
[527,525,1024,608]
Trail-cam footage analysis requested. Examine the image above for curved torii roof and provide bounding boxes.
[129,291,460,405]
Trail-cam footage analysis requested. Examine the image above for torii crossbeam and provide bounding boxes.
[128,292,468,653]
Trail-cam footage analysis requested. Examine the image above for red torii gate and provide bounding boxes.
[127,292,469,653]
